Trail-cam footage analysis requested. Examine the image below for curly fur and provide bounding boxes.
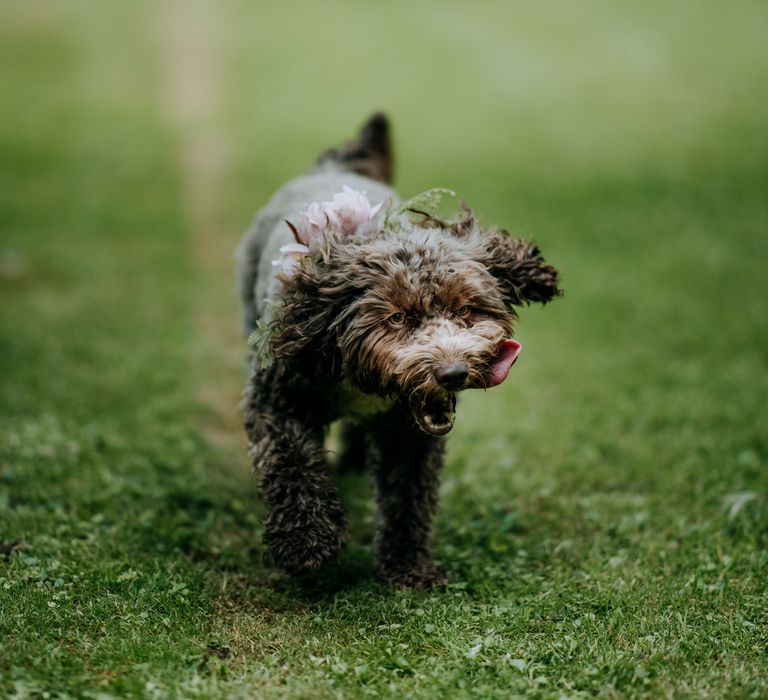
[237,114,562,587]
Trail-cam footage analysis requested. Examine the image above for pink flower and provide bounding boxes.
[276,187,385,280]
[271,243,310,278]
[293,187,384,250]
[296,201,330,253]
[326,186,384,238]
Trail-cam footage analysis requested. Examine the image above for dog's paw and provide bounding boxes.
[264,518,345,576]
[377,562,447,589]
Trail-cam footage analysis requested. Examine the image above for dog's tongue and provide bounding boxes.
[485,339,522,388]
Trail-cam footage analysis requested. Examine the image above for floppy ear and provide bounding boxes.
[483,231,562,306]
[270,258,360,377]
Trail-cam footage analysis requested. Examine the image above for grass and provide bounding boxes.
[1,0,767,697]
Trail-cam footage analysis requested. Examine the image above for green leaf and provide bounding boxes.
[247,319,275,368]
[387,188,457,229]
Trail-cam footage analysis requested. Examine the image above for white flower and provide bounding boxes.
[271,243,310,278]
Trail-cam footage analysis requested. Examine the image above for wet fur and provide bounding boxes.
[238,114,561,587]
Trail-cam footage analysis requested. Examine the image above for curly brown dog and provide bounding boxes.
[236,114,561,587]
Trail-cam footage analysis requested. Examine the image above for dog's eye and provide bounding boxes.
[457,305,471,318]
[389,312,405,326]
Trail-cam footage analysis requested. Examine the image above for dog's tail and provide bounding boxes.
[315,113,394,184]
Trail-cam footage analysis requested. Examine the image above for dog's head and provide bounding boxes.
[271,211,561,435]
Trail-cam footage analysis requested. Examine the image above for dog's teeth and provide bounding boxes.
[424,414,451,431]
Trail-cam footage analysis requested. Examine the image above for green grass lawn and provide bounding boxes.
[1,1,767,698]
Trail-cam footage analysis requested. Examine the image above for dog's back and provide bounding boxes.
[236,114,397,335]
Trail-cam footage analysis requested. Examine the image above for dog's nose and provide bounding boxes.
[435,363,469,390]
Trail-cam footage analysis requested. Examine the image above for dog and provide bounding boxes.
[236,114,561,587]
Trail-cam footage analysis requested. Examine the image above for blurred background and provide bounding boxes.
[3,0,766,483]
[1,0,766,696]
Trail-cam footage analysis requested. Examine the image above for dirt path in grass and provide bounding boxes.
[156,1,247,456]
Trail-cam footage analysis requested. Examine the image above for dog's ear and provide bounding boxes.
[482,231,562,307]
[316,112,394,184]
[270,259,359,376]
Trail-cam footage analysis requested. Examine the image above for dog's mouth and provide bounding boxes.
[412,393,456,436]
[406,340,522,436]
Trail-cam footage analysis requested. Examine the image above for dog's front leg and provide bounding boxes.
[369,408,446,588]
[243,365,346,576]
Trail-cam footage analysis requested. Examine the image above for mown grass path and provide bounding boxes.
[157,0,244,453]
[1,1,767,698]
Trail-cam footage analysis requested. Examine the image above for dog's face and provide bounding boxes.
[273,219,561,435]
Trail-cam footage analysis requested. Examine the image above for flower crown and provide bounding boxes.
[272,186,457,279]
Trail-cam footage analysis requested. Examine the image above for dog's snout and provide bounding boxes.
[434,363,469,390]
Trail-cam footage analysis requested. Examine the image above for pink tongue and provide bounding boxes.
[485,339,522,388]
